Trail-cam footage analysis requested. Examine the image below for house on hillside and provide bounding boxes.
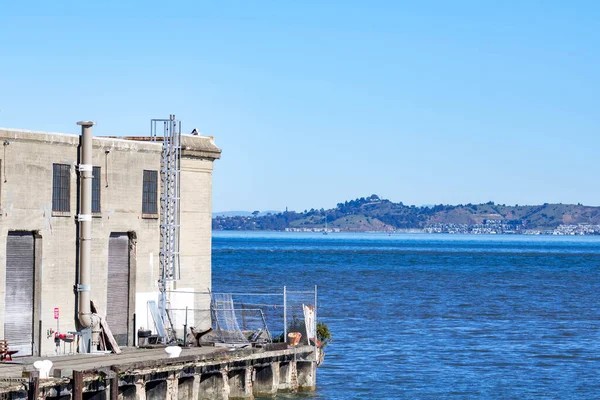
[0,123,221,356]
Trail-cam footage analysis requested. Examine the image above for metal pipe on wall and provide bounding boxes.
[76,121,100,349]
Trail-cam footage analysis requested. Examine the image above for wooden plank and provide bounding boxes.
[99,330,106,351]
[100,317,122,354]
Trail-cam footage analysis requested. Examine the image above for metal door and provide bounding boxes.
[5,232,35,356]
[107,233,129,346]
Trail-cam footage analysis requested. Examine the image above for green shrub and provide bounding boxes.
[317,322,332,348]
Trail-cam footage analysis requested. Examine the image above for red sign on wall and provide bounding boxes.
[54,308,59,320]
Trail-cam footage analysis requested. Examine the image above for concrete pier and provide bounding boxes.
[0,346,317,399]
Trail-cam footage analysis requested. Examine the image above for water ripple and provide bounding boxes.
[215,233,600,399]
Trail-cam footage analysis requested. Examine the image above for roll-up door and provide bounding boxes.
[107,233,130,346]
[5,232,35,356]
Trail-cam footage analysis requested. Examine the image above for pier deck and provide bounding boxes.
[0,345,317,399]
[0,346,227,378]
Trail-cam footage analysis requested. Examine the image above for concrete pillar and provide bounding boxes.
[145,380,167,400]
[135,378,146,400]
[192,373,201,400]
[277,362,294,392]
[41,379,78,399]
[228,368,252,399]
[252,364,278,397]
[83,391,107,400]
[198,372,227,399]
[177,376,195,400]
[296,361,316,391]
[165,372,178,400]
[118,385,138,400]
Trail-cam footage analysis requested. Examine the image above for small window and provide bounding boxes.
[142,170,158,215]
[52,163,71,213]
[92,166,101,214]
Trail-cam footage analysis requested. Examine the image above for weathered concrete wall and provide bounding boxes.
[0,128,220,356]
[0,128,162,356]
[177,156,215,330]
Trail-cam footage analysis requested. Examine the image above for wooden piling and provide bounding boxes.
[111,366,119,399]
[28,370,39,400]
[73,370,83,400]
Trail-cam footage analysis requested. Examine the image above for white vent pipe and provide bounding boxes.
[76,121,100,349]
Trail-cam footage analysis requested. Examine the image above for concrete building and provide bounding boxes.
[0,124,221,357]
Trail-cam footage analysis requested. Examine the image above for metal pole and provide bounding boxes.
[314,285,318,363]
[183,306,188,347]
[283,286,287,340]
[76,121,100,350]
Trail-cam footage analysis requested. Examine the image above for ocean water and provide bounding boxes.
[212,232,600,399]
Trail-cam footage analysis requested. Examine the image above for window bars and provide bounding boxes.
[52,163,70,212]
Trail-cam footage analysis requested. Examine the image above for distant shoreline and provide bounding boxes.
[212,228,600,236]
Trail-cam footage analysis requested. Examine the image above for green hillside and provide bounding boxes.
[212,195,600,233]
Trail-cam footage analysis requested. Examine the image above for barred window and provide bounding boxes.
[142,170,158,214]
[92,166,101,214]
[52,163,70,212]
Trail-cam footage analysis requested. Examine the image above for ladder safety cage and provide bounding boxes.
[151,115,182,342]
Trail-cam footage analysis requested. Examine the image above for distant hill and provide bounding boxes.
[212,210,281,218]
[212,195,600,234]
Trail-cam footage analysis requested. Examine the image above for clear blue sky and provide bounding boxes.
[1,1,599,212]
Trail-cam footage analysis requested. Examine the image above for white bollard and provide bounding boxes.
[33,360,53,379]
[165,346,182,358]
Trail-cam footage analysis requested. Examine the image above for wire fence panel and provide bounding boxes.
[236,308,273,343]
[163,287,316,347]
[211,293,249,344]
[218,292,285,342]
[285,289,317,346]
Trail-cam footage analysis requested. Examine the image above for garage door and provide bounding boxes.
[107,233,130,346]
[5,232,35,356]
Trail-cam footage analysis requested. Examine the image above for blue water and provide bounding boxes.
[212,232,600,399]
